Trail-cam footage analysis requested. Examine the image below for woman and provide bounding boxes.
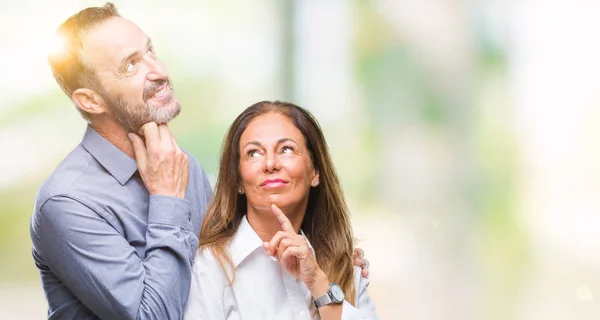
[184,101,378,319]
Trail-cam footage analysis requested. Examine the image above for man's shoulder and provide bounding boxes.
[181,148,212,188]
[34,144,96,208]
[181,148,204,171]
[31,144,100,244]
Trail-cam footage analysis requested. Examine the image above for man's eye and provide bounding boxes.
[147,46,155,55]
[126,61,136,72]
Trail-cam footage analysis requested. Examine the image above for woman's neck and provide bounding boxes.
[246,203,306,242]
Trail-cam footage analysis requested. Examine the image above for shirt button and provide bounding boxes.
[299,311,306,317]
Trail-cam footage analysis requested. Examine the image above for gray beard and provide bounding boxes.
[108,95,181,133]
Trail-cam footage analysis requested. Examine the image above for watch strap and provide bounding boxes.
[313,291,333,308]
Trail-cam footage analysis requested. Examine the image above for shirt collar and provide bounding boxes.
[81,125,138,185]
[230,215,316,267]
[300,229,315,257]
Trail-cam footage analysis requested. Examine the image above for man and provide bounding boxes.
[31,3,210,319]
[31,3,369,319]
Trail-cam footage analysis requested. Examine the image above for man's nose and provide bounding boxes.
[145,57,168,81]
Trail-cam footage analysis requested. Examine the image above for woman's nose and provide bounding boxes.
[264,152,280,172]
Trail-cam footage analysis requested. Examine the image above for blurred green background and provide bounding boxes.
[2,0,600,319]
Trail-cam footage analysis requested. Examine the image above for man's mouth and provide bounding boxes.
[147,84,169,100]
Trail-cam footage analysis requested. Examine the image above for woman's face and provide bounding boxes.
[238,112,319,214]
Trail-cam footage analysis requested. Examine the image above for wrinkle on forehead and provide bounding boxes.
[80,16,147,75]
[241,114,304,145]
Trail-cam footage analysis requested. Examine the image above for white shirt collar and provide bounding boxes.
[230,215,315,267]
[230,215,263,267]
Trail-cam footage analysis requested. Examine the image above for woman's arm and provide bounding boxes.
[306,267,378,320]
[264,204,378,320]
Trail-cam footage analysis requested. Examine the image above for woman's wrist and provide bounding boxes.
[307,269,331,298]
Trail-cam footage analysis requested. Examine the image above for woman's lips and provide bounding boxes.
[261,179,288,188]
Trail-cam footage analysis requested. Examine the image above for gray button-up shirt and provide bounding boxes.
[30,125,212,320]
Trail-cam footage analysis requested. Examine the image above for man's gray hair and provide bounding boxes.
[48,2,120,121]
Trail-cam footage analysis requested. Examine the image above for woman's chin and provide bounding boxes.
[248,196,298,213]
[247,189,309,212]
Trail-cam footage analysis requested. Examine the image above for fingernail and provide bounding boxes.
[270,256,278,262]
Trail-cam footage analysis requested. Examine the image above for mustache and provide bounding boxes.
[143,78,171,101]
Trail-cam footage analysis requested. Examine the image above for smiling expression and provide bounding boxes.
[82,16,180,131]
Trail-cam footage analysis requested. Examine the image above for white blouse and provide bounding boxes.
[183,216,379,320]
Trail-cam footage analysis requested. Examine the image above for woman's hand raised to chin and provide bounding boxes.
[262,204,330,297]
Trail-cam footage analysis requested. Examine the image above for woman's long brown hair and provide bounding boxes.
[199,101,356,304]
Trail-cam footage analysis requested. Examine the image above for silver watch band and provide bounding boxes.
[313,292,333,308]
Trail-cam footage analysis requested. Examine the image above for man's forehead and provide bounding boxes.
[81,16,147,64]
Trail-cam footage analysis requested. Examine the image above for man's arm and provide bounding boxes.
[35,194,197,319]
[353,248,370,278]
[35,123,196,319]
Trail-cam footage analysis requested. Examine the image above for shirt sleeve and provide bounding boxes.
[33,194,199,320]
[184,249,240,320]
[201,167,213,208]
[341,267,380,320]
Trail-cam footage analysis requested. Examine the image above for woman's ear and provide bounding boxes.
[311,172,320,187]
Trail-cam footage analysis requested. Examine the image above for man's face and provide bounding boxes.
[81,16,180,132]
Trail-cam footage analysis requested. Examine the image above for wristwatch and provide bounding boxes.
[313,282,345,308]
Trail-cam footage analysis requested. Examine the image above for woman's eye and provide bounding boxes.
[147,46,155,56]
[248,150,260,157]
[282,146,294,154]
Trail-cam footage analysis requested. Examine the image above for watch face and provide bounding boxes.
[330,283,345,302]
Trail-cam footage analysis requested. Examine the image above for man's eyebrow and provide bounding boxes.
[118,37,152,68]
[119,51,138,68]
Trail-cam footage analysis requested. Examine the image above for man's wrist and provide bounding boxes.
[148,189,185,199]
[147,195,192,229]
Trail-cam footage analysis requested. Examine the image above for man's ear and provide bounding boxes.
[72,88,107,116]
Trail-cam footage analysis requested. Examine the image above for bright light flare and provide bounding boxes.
[46,32,67,58]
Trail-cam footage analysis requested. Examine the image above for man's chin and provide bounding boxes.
[114,98,181,133]
[150,100,181,124]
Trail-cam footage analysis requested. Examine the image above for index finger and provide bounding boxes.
[139,122,160,152]
[157,123,175,149]
[270,204,295,233]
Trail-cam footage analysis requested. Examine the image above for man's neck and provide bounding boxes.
[90,120,135,159]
